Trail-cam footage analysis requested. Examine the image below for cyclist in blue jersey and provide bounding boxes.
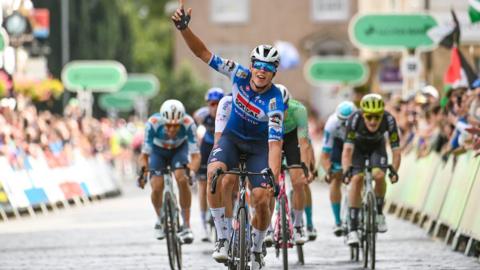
[172,4,285,269]
[193,87,224,242]
[139,99,201,244]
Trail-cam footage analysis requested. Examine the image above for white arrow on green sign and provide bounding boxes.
[349,13,438,50]
[99,93,134,112]
[304,57,369,86]
[61,60,127,92]
[0,28,9,52]
[119,74,160,98]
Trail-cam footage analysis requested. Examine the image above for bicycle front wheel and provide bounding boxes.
[237,207,247,270]
[164,193,182,270]
[280,197,289,270]
[364,192,376,269]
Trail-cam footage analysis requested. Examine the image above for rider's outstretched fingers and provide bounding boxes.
[187,8,192,16]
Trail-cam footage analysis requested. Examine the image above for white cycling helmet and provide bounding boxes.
[250,44,280,67]
[276,84,291,105]
[160,99,185,124]
[336,101,356,121]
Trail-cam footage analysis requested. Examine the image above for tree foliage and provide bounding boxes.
[39,0,206,116]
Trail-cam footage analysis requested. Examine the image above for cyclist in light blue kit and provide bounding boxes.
[139,99,201,244]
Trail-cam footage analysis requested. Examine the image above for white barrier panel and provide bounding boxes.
[0,151,119,211]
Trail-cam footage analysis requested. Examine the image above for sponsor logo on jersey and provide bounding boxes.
[225,60,236,72]
[235,93,261,118]
[347,131,356,141]
[269,98,277,111]
[389,132,398,142]
[236,69,248,79]
[269,113,282,126]
[183,116,191,125]
[149,117,158,125]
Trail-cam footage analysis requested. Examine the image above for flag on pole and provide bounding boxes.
[444,47,479,90]
[427,10,460,49]
[469,0,480,23]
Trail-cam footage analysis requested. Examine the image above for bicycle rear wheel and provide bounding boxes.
[237,207,247,270]
[165,193,182,270]
[280,197,289,270]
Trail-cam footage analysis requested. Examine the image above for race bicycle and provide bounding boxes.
[344,157,397,270]
[138,165,192,270]
[273,161,308,269]
[211,154,276,270]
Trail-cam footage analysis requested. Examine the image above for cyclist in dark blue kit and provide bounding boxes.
[172,3,285,269]
[193,87,224,242]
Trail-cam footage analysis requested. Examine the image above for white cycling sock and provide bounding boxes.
[293,209,304,227]
[200,211,207,230]
[251,228,267,253]
[210,207,226,240]
[225,217,233,239]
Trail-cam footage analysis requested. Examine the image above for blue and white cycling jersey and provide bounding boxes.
[193,106,215,145]
[322,113,347,153]
[142,113,199,155]
[209,54,284,142]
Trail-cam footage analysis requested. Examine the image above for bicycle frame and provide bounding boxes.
[210,157,276,269]
[273,170,294,249]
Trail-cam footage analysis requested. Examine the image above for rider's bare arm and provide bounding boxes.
[269,140,283,181]
[172,3,212,64]
[342,143,354,174]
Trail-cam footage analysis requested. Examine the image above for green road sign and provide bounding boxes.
[61,60,127,92]
[0,28,8,52]
[349,14,438,49]
[119,74,160,98]
[99,93,134,112]
[304,57,369,86]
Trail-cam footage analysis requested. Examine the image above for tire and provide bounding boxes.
[296,244,304,265]
[175,205,182,270]
[164,193,181,270]
[237,207,247,270]
[280,197,289,270]
[367,192,376,269]
[363,192,376,269]
[350,245,359,261]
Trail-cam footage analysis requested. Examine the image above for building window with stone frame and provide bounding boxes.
[311,0,350,22]
[210,0,250,24]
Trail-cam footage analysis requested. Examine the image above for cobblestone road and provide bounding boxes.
[0,181,478,270]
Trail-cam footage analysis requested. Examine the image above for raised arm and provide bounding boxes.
[171,1,212,63]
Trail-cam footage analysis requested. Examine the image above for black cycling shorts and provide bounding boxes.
[283,129,301,166]
[351,142,388,176]
[198,139,213,180]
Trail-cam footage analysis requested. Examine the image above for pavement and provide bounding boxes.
[0,180,478,270]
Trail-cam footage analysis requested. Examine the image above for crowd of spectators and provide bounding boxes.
[385,80,480,161]
[0,94,143,173]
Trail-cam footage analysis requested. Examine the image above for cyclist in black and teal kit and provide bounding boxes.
[342,94,401,246]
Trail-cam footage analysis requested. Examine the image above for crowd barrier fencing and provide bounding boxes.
[0,149,120,221]
[386,150,480,259]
